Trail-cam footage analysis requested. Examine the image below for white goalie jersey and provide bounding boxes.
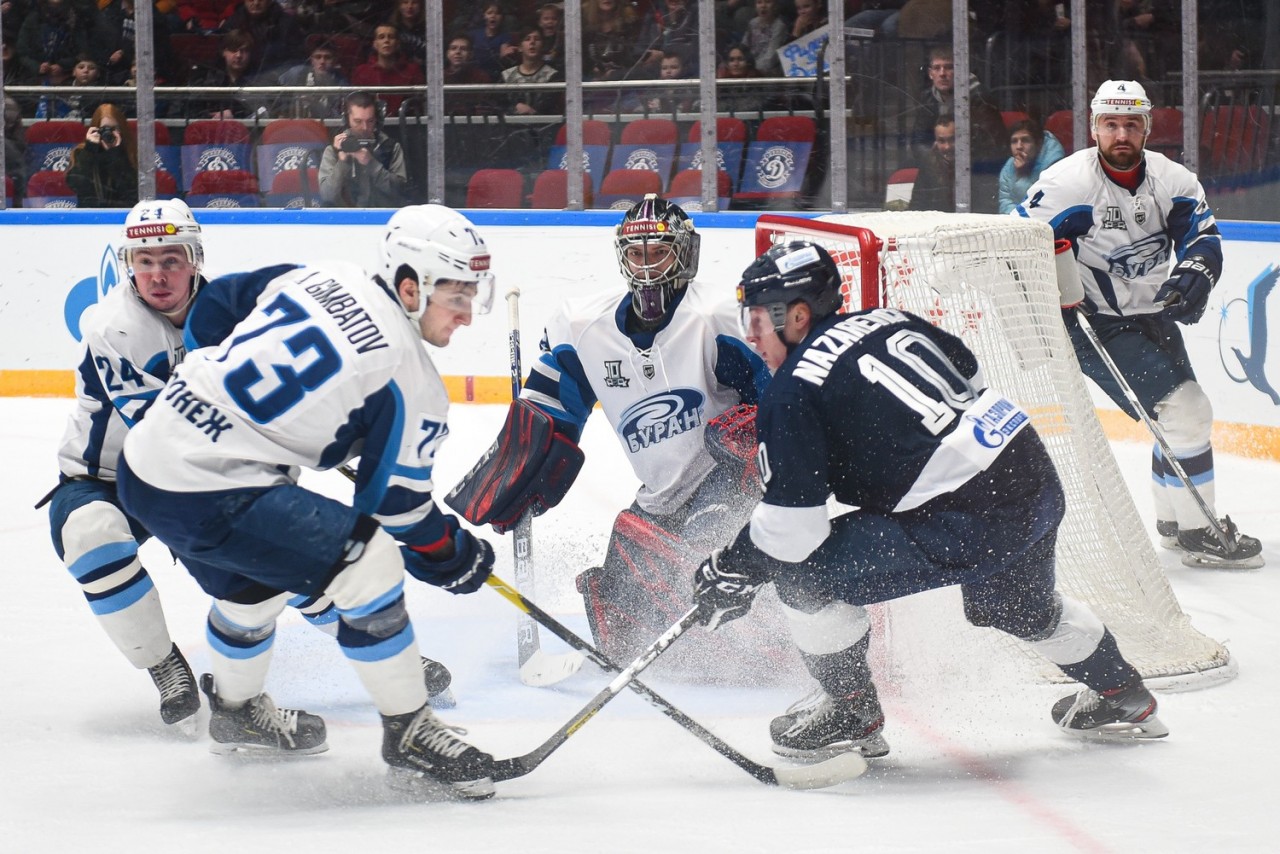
[57,283,188,481]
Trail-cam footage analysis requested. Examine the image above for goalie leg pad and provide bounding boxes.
[445,399,584,532]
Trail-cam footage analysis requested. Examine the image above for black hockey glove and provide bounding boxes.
[402,529,494,595]
[693,548,764,632]
[1153,256,1216,324]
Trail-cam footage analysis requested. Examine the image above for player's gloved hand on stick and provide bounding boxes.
[402,529,494,594]
[1153,256,1215,324]
[693,548,764,631]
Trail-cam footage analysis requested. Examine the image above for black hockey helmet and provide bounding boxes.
[736,240,843,334]
[614,193,701,323]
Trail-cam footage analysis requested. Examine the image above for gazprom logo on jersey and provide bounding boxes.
[969,397,1028,449]
[64,244,123,341]
[1108,233,1169,279]
[618,389,705,453]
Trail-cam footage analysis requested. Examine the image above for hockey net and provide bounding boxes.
[755,212,1234,691]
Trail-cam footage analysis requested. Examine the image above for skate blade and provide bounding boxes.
[1180,552,1264,570]
[771,732,890,762]
[1158,536,1181,551]
[1063,715,1170,742]
[209,740,330,758]
[428,687,458,710]
[170,714,201,739]
[386,766,495,801]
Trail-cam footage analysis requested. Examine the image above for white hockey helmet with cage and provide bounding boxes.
[1090,79,1152,134]
[118,198,204,278]
[379,204,495,322]
[614,193,700,323]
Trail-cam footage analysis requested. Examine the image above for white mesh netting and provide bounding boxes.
[757,211,1233,691]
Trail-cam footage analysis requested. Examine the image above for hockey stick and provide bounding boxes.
[485,575,868,789]
[506,287,586,687]
[1074,309,1237,552]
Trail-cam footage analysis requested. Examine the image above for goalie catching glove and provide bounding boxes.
[693,548,765,632]
[1153,256,1216,324]
[402,527,494,594]
[445,399,584,533]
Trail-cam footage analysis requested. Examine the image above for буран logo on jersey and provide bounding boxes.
[1108,233,1168,279]
[618,389,705,453]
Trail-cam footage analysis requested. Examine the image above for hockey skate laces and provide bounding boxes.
[403,709,472,759]
[778,688,833,737]
[149,655,192,701]
[249,695,300,747]
[1057,689,1101,726]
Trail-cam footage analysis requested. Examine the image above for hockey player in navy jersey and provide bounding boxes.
[116,205,498,798]
[451,194,776,669]
[1016,80,1262,569]
[692,241,1168,760]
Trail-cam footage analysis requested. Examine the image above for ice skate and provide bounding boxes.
[422,656,456,709]
[147,643,200,728]
[770,687,889,761]
[200,674,328,756]
[382,704,495,800]
[1052,682,1169,741]
[1155,520,1180,550]
[1173,518,1264,570]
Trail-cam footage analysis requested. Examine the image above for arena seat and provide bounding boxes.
[180,120,252,191]
[595,169,662,210]
[607,119,678,191]
[466,169,526,208]
[24,169,77,207]
[546,120,611,196]
[24,120,84,176]
[187,169,260,207]
[265,167,321,208]
[884,167,918,210]
[256,119,329,191]
[529,169,593,209]
[678,118,748,191]
[1044,110,1076,154]
[665,168,733,212]
[733,116,816,207]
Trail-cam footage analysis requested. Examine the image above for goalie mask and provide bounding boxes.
[380,204,496,323]
[118,199,204,314]
[737,240,843,337]
[1090,79,1151,134]
[614,194,700,324]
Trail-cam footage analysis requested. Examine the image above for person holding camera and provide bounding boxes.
[318,90,410,208]
[65,103,139,208]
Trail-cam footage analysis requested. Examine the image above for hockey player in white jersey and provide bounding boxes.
[1015,80,1262,569]
[450,194,775,670]
[116,205,498,798]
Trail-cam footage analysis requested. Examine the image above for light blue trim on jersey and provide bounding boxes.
[353,380,407,518]
[68,540,138,580]
[338,624,416,662]
[110,389,160,428]
[87,572,153,615]
[335,580,405,620]
[205,624,275,660]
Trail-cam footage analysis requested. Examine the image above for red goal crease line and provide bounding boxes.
[4,369,1279,463]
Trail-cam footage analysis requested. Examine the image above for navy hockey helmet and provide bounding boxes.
[614,193,701,323]
[736,240,843,334]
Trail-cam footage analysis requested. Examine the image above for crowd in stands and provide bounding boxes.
[0,1,1271,211]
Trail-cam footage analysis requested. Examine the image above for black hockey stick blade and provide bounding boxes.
[485,575,868,789]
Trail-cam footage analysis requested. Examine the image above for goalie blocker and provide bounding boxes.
[446,399,585,533]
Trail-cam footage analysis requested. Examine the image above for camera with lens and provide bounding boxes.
[339,135,374,153]
[98,126,116,144]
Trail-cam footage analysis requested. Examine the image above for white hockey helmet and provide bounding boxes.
[118,198,204,277]
[1090,79,1152,133]
[379,204,495,321]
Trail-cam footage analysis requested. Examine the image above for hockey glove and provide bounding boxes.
[693,548,764,632]
[1153,256,1216,324]
[402,529,494,595]
[705,404,761,491]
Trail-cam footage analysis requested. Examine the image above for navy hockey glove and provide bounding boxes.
[402,529,494,595]
[1153,256,1216,324]
[693,549,764,632]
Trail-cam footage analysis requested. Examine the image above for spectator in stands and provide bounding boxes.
[65,103,139,208]
[536,2,565,73]
[220,0,304,79]
[909,113,955,212]
[636,0,701,78]
[502,26,561,116]
[910,45,1007,162]
[716,0,756,43]
[997,118,1065,214]
[717,42,766,114]
[896,0,952,40]
[15,0,92,87]
[274,37,349,119]
[186,29,268,119]
[444,32,496,116]
[318,89,409,207]
[4,95,26,204]
[95,0,178,85]
[389,0,427,68]
[351,22,425,116]
[2,1,31,44]
[293,0,381,43]
[469,1,518,79]
[2,33,24,86]
[788,0,825,40]
[583,0,640,82]
[845,1,905,38]
[59,53,107,120]
[178,0,235,33]
[745,0,786,76]
[1114,0,1174,83]
[646,49,697,114]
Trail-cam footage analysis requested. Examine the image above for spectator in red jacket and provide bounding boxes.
[350,22,425,116]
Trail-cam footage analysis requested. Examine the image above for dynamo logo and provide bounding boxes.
[196,147,242,171]
[64,244,123,341]
[623,148,660,172]
[272,145,317,173]
[618,389,706,453]
[756,146,796,189]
